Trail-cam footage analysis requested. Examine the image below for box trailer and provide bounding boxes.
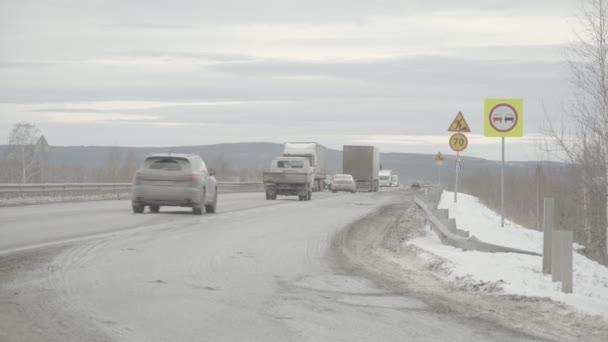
[283,142,327,192]
[342,145,380,192]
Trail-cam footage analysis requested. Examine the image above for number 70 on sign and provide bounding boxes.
[449,133,468,152]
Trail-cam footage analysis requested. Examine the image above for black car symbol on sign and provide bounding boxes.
[505,113,514,123]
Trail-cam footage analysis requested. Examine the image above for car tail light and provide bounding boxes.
[188,174,201,186]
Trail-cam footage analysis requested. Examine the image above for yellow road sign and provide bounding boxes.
[448,112,471,132]
[484,99,523,137]
[435,152,444,161]
[449,133,468,152]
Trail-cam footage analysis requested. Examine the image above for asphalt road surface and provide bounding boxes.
[0,189,590,341]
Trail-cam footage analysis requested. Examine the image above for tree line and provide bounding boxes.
[0,123,261,184]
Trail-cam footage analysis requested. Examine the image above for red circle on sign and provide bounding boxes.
[489,103,518,133]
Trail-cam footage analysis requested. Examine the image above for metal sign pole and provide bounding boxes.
[438,164,441,187]
[454,152,460,203]
[501,137,505,227]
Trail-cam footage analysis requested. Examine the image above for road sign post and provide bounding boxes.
[448,112,469,203]
[435,152,444,187]
[484,99,523,227]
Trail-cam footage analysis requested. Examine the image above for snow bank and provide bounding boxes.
[404,191,608,319]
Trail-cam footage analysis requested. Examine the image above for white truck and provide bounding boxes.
[263,156,314,201]
[342,145,380,192]
[391,174,399,187]
[379,169,393,187]
[282,142,327,192]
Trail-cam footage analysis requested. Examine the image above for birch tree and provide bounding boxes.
[548,0,608,263]
[7,122,42,184]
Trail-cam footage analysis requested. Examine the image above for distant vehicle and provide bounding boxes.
[323,178,331,190]
[343,145,380,192]
[411,181,421,188]
[283,142,327,192]
[330,174,357,193]
[391,174,399,187]
[379,169,393,187]
[132,153,218,215]
[263,157,314,201]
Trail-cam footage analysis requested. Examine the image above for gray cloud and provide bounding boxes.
[0,0,578,160]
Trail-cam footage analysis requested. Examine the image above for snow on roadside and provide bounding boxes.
[403,191,608,319]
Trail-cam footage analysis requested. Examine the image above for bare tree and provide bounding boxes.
[7,122,43,184]
[105,146,123,182]
[547,0,608,263]
[122,149,139,182]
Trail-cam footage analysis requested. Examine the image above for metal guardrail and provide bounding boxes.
[0,183,132,194]
[414,191,540,256]
[0,182,264,196]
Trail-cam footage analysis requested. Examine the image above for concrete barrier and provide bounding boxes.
[542,198,554,275]
[551,230,573,293]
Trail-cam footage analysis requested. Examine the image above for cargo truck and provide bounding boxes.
[391,174,399,187]
[263,156,314,201]
[379,169,393,187]
[342,145,380,192]
[282,142,327,192]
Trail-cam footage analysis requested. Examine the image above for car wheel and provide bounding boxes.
[149,205,160,213]
[205,190,217,213]
[193,190,205,215]
[307,191,312,201]
[132,204,144,213]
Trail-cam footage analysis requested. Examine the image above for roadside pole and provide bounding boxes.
[438,164,441,187]
[501,137,505,227]
[447,112,469,204]
[454,152,460,203]
[542,197,554,274]
[484,99,523,228]
[435,152,444,188]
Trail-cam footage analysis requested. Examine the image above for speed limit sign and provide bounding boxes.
[449,133,468,152]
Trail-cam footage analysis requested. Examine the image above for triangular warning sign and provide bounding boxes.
[448,112,471,132]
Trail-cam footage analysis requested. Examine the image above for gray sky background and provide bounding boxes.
[0,0,581,161]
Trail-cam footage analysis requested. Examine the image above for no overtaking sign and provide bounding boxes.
[484,99,523,137]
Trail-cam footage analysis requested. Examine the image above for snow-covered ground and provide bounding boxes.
[404,191,608,320]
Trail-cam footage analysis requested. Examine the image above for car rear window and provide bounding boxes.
[291,160,304,168]
[277,160,290,168]
[146,158,189,171]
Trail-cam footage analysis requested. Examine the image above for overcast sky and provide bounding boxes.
[0,0,581,161]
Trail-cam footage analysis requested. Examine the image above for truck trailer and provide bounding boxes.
[282,142,327,192]
[342,145,380,192]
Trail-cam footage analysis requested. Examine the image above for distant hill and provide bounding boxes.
[0,142,564,184]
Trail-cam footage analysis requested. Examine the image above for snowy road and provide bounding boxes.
[1,189,552,341]
[0,192,330,254]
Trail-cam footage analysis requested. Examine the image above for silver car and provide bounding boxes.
[132,153,218,215]
[330,174,357,193]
